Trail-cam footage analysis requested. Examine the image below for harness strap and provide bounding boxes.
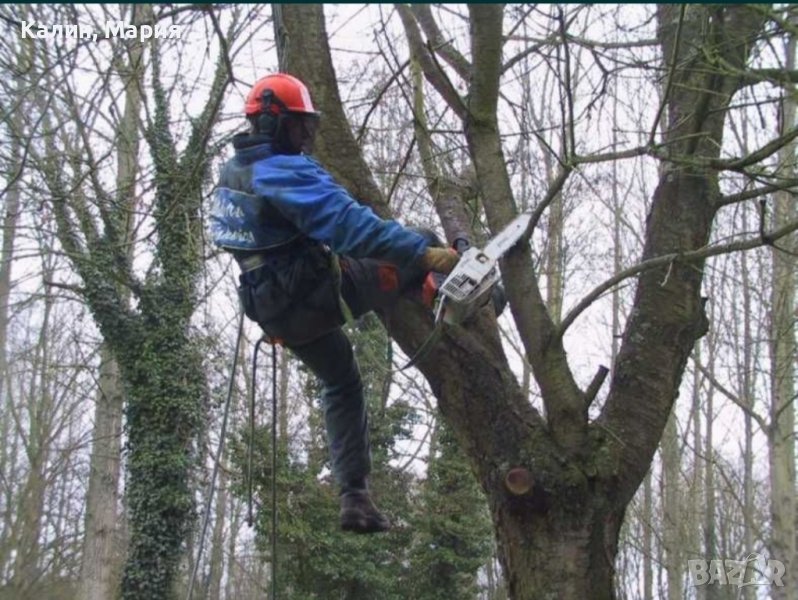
[235,235,309,272]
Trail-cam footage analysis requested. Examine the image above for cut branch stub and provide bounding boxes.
[505,467,535,496]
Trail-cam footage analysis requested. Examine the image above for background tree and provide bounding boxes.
[1,3,245,597]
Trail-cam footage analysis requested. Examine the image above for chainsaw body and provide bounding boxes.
[436,247,500,324]
[436,211,531,325]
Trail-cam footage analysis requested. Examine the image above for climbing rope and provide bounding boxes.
[187,307,244,600]
[247,338,279,600]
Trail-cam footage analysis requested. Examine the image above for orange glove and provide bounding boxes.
[418,247,459,274]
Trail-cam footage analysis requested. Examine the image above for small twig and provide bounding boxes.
[518,165,573,245]
[356,59,410,145]
[660,259,675,287]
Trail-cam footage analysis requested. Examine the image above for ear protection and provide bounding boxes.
[256,89,289,136]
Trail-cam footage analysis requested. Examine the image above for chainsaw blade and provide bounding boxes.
[483,211,532,259]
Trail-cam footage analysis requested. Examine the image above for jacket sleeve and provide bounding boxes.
[252,155,429,266]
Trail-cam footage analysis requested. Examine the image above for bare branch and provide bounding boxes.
[704,125,798,171]
[410,4,471,80]
[355,58,410,145]
[518,164,572,245]
[693,360,769,433]
[717,181,798,207]
[558,218,798,337]
[395,4,468,120]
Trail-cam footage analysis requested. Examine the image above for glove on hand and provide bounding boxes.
[419,247,459,274]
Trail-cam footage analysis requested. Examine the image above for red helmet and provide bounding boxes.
[245,73,319,116]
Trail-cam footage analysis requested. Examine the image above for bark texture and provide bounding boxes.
[79,346,124,600]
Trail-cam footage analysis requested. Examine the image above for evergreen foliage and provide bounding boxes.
[409,424,493,600]
[233,316,492,598]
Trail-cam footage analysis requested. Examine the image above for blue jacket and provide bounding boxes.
[211,133,428,267]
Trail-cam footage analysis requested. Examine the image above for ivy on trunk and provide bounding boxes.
[37,16,231,597]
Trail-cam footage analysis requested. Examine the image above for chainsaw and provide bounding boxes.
[402,210,532,369]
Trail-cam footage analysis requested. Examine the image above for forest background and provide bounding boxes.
[0,3,795,600]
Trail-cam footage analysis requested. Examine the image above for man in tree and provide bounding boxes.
[211,73,458,534]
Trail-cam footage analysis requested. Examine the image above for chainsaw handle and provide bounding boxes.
[452,237,471,255]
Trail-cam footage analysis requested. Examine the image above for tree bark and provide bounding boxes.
[661,412,683,600]
[79,344,124,600]
[768,22,797,597]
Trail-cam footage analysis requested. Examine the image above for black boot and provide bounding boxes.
[340,489,391,534]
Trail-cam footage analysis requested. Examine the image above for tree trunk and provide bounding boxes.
[490,496,623,598]
[768,23,797,597]
[690,347,705,600]
[661,412,683,600]
[9,270,55,598]
[704,330,719,600]
[0,118,20,411]
[24,5,231,594]
[206,465,227,600]
[78,11,140,590]
[79,344,124,600]
[738,211,756,600]
[0,42,23,585]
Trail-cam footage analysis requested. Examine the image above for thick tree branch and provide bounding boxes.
[718,181,798,207]
[280,4,390,217]
[704,125,798,171]
[599,4,770,507]
[465,4,587,455]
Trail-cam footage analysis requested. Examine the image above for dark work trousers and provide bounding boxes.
[288,252,433,492]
